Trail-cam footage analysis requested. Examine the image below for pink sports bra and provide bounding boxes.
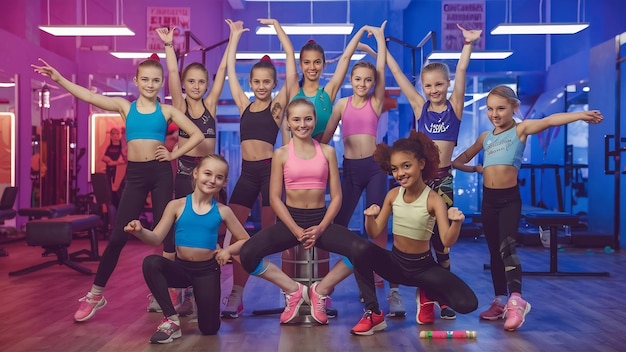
[341,96,378,138]
[283,139,328,190]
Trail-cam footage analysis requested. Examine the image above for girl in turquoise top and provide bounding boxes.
[453,85,603,331]
[32,56,204,323]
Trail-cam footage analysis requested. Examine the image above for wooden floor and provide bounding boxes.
[1,234,625,352]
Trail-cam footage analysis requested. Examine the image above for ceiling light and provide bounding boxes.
[256,24,354,35]
[236,52,365,61]
[427,51,513,60]
[490,23,589,35]
[0,82,16,88]
[39,25,135,36]
[110,52,166,59]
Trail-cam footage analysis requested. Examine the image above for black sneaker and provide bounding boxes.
[150,318,181,344]
[440,305,457,320]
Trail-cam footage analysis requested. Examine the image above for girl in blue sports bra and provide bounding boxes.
[221,18,298,318]
[156,26,231,316]
[285,24,382,142]
[32,56,205,323]
[349,131,477,336]
[125,154,249,343]
[453,85,604,331]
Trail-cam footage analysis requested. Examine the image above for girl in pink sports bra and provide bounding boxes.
[239,99,367,327]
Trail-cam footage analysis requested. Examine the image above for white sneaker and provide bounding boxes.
[147,294,162,313]
[386,290,406,317]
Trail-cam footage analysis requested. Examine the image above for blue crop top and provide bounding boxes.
[240,103,279,145]
[179,101,216,139]
[125,101,167,143]
[483,125,526,169]
[292,87,332,137]
[417,101,461,143]
[175,195,222,250]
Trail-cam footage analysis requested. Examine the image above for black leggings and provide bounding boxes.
[481,185,523,296]
[239,206,362,274]
[143,255,221,335]
[426,166,454,267]
[229,159,272,207]
[94,160,173,287]
[352,243,478,314]
[334,156,388,229]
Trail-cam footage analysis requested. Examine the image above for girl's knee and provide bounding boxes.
[142,254,163,271]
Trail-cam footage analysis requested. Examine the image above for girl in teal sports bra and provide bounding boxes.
[32,55,205,323]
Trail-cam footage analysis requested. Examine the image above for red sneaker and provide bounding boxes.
[350,310,387,336]
[415,288,435,325]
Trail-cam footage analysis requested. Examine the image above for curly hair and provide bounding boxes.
[373,131,440,182]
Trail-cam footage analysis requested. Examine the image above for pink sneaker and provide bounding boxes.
[503,294,531,331]
[74,293,107,322]
[280,283,308,324]
[350,310,387,336]
[149,317,181,344]
[415,288,435,325]
[479,297,506,320]
[309,282,328,324]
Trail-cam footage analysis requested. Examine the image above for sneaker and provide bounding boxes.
[503,294,531,331]
[479,297,506,320]
[177,291,194,317]
[309,282,328,324]
[74,293,107,322]
[326,296,337,319]
[386,290,406,317]
[350,310,387,336]
[415,288,435,325]
[149,317,182,344]
[280,283,308,324]
[221,291,244,319]
[439,305,457,320]
[147,294,162,313]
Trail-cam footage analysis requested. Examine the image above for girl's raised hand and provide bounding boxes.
[124,220,143,235]
[447,207,466,223]
[155,27,176,43]
[225,19,249,36]
[31,58,61,82]
[257,18,277,26]
[457,24,482,43]
[581,110,604,124]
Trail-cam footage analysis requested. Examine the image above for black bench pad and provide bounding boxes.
[26,214,102,247]
[18,204,76,219]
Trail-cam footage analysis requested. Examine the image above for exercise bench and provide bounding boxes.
[9,214,103,276]
[524,212,610,277]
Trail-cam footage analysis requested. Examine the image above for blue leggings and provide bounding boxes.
[143,255,221,335]
[94,160,173,287]
[334,156,388,230]
[352,243,478,314]
[239,206,363,274]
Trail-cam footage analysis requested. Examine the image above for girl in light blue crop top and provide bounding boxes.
[347,130,477,336]
[125,155,249,341]
[32,56,206,324]
[453,85,604,331]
